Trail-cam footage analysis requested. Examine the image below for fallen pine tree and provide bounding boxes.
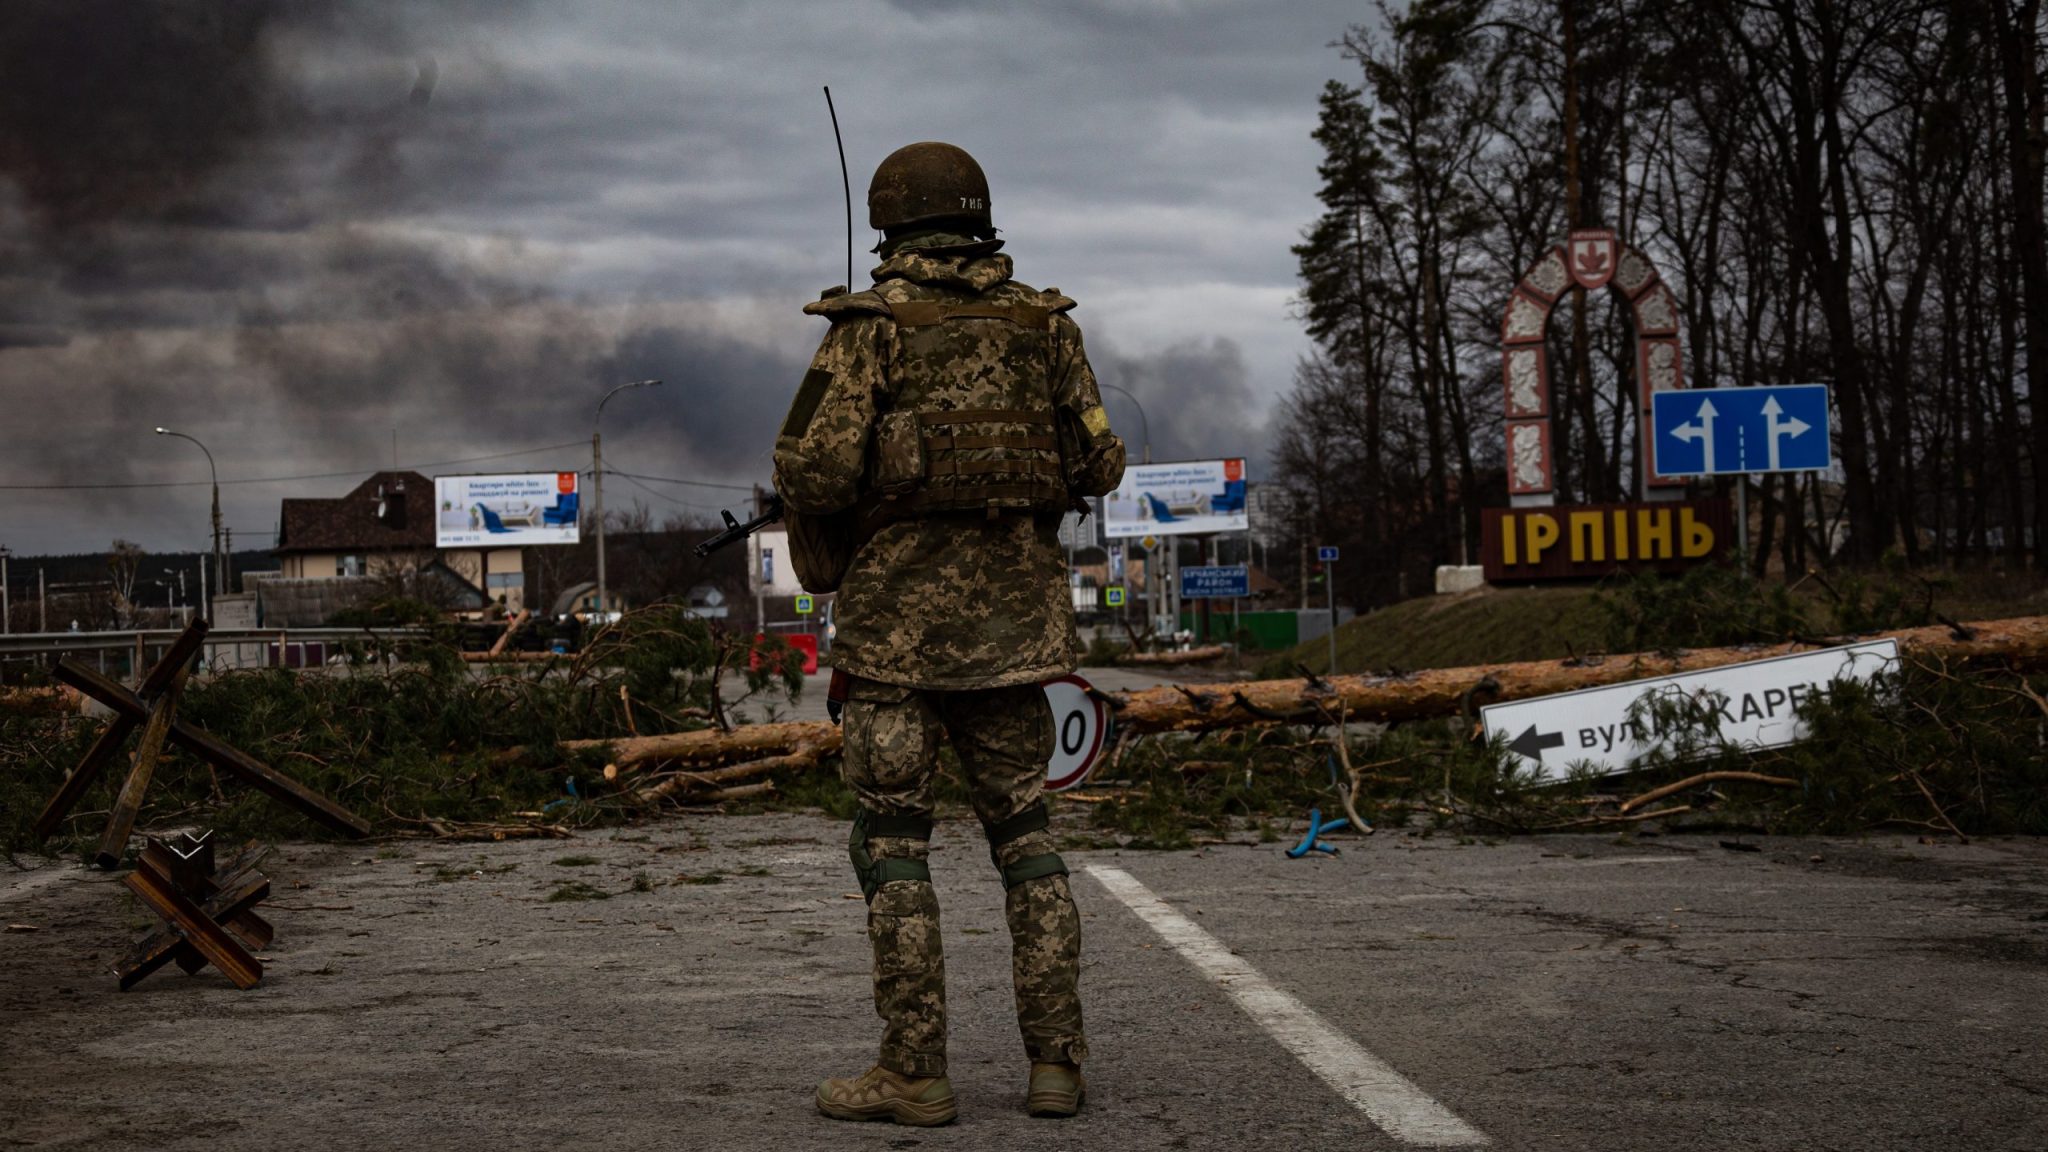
[532,614,2048,773]
[1110,614,2048,733]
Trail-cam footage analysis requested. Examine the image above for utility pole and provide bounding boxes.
[752,484,768,635]
[0,546,11,635]
[38,566,46,632]
[593,379,663,622]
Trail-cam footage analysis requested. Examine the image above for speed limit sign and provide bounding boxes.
[1042,674,1108,791]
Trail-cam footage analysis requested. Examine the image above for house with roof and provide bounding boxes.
[274,471,527,613]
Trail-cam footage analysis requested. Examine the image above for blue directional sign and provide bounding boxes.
[1180,565,1250,599]
[1317,546,1340,562]
[1652,384,1831,477]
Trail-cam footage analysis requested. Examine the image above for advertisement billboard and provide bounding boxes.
[435,472,581,548]
[1103,459,1248,539]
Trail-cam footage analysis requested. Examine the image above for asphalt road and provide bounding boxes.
[4,818,2045,1150]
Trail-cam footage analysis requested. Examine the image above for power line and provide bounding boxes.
[0,441,587,491]
[594,455,759,494]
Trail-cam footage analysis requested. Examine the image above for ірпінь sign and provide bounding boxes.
[1479,640,1898,781]
[1480,500,1730,582]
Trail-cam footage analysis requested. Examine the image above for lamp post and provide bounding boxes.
[154,427,221,621]
[1096,383,1151,464]
[593,379,663,622]
[1098,384,1158,635]
[0,545,11,635]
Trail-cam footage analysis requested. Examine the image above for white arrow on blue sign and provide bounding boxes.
[1652,384,1832,476]
[1317,546,1340,562]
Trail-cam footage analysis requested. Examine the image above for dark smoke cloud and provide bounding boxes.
[0,2,294,227]
[1099,335,1270,470]
[0,1,1349,555]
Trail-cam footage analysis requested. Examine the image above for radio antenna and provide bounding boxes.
[823,86,852,290]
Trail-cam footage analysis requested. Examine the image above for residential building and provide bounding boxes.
[274,471,523,612]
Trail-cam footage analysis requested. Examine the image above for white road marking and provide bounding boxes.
[1085,865,1488,1147]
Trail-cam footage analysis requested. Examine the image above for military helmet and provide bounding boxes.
[868,141,993,237]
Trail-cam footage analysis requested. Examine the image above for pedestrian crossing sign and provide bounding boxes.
[1105,586,1126,607]
[794,594,814,615]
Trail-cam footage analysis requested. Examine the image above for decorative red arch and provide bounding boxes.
[1499,228,1686,503]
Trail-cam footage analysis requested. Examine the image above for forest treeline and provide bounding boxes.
[1272,0,2047,607]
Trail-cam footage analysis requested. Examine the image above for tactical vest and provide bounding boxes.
[866,290,1071,519]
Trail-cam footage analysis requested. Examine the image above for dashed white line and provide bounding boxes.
[1085,864,1488,1147]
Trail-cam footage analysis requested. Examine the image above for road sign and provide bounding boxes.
[793,594,814,616]
[1652,384,1831,476]
[1043,674,1108,791]
[1140,535,1159,552]
[1104,586,1126,608]
[1480,640,1897,780]
[1317,545,1340,562]
[1179,565,1249,599]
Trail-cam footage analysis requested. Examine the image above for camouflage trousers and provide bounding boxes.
[841,676,1087,1078]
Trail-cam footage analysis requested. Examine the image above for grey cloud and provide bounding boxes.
[1098,334,1268,468]
[0,0,1370,553]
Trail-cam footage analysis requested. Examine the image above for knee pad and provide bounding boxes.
[849,809,933,902]
[983,801,1067,889]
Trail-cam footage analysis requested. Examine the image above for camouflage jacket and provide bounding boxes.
[773,248,1125,690]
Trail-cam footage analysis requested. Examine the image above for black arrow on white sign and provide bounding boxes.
[1508,725,1566,762]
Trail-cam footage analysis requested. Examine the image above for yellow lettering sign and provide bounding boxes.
[1500,513,1518,565]
[1568,511,1605,563]
[1680,507,1716,558]
[1636,508,1673,560]
[1525,513,1560,565]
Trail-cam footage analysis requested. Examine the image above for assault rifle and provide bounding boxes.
[694,493,784,558]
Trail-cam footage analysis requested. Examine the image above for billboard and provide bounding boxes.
[1103,458,1248,538]
[435,472,581,548]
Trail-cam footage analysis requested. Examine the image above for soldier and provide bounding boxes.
[772,140,1125,1127]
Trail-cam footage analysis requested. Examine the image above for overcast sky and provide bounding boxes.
[0,0,1369,557]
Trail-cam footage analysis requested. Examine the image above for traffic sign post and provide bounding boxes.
[1315,546,1340,673]
[1042,675,1108,791]
[1651,385,1832,478]
[1104,586,1125,608]
[1479,640,1897,781]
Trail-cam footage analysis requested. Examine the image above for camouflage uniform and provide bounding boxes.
[775,242,1124,1079]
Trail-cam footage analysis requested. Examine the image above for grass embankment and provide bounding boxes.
[1264,565,2048,677]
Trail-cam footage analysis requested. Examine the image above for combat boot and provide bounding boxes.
[1026,1061,1085,1117]
[816,1065,957,1126]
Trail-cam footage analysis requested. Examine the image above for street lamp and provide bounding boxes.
[1097,384,1158,634]
[154,427,221,621]
[1096,383,1151,464]
[593,379,663,621]
[0,545,11,636]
